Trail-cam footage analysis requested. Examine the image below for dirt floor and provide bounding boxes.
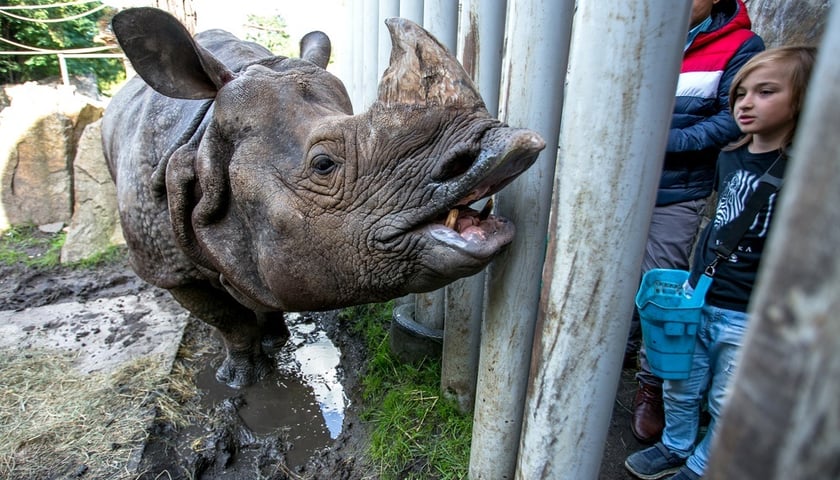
[0,236,648,480]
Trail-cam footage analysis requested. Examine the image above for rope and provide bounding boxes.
[0,3,107,23]
[0,1,102,11]
[0,35,118,54]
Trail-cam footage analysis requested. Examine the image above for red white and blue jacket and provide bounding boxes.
[657,0,764,206]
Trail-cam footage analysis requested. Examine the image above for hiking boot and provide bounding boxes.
[667,466,701,480]
[631,382,664,443]
[625,442,684,480]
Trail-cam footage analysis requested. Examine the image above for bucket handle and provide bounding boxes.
[691,273,713,299]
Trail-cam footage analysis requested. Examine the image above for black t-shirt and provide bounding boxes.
[690,145,785,312]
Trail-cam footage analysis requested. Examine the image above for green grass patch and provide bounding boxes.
[70,244,126,269]
[343,302,472,480]
[0,225,126,269]
[0,225,65,268]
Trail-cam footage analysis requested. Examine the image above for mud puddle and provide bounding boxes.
[196,312,347,469]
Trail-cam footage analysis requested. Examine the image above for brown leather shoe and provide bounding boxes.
[631,382,664,444]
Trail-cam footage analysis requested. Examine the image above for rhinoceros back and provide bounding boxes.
[102,30,275,288]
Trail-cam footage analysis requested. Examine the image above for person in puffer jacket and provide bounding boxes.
[626,0,765,447]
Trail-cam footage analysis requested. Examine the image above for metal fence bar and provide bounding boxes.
[468,0,574,477]
[514,1,691,477]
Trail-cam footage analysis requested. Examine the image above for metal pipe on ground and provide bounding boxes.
[514,2,691,478]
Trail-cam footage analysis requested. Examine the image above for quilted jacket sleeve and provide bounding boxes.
[666,34,766,153]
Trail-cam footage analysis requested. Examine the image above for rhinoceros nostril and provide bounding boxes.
[432,151,475,182]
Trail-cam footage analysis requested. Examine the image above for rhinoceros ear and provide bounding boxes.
[112,7,233,100]
[377,18,484,109]
[300,31,331,69]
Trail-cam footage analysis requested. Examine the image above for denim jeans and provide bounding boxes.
[660,304,749,475]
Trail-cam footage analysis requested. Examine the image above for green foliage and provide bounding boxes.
[343,302,472,480]
[242,13,295,58]
[0,0,123,93]
[0,225,64,268]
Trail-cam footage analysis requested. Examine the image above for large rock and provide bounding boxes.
[61,119,123,264]
[748,0,833,48]
[1,111,74,226]
[0,83,104,230]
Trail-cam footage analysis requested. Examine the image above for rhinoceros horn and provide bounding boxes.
[378,18,484,109]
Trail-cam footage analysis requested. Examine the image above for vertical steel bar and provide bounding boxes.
[515,1,691,478]
[423,0,458,51]
[469,0,574,477]
[439,0,508,415]
[361,0,381,108]
[400,0,425,24]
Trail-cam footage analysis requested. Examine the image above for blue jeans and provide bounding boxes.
[661,304,749,475]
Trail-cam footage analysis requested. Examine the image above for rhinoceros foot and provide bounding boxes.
[215,348,275,389]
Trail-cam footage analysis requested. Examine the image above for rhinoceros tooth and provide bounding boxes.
[444,208,459,230]
[377,17,485,109]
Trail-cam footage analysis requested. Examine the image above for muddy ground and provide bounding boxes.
[0,237,646,479]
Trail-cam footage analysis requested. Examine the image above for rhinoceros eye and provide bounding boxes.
[312,155,336,175]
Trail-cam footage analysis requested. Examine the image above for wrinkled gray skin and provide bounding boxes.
[102,7,545,387]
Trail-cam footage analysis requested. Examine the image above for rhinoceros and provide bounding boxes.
[102,7,544,387]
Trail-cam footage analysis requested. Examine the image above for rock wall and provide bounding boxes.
[0,82,122,262]
[747,0,833,48]
[61,119,124,264]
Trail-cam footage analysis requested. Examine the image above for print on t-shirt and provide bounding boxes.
[714,170,776,239]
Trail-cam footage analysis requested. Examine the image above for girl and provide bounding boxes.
[625,45,818,480]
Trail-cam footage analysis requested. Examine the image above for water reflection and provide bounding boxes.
[196,312,346,467]
[283,314,347,439]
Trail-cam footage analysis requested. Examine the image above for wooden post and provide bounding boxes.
[707,5,840,479]
[154,0,196,34]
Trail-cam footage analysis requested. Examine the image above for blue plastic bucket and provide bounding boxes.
[635,269,712,380]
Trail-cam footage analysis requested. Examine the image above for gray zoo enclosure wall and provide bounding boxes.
[340,0,839,479]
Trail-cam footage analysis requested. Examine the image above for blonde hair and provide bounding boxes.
[725,45,818,153]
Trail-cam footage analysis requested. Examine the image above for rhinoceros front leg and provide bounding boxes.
[169,282,287,388]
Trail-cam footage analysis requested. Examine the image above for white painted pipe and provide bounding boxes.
[350,0,365,110]
[400,0,425,24]
[469,0,574,477]
[439,0,508,415]
[423,0,458,52]
[361,0,381,108]
[515,1,691,478]
[456,0,506,115]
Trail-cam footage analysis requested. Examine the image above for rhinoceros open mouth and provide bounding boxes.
[416,128,544,261]
[423,197,514,259]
